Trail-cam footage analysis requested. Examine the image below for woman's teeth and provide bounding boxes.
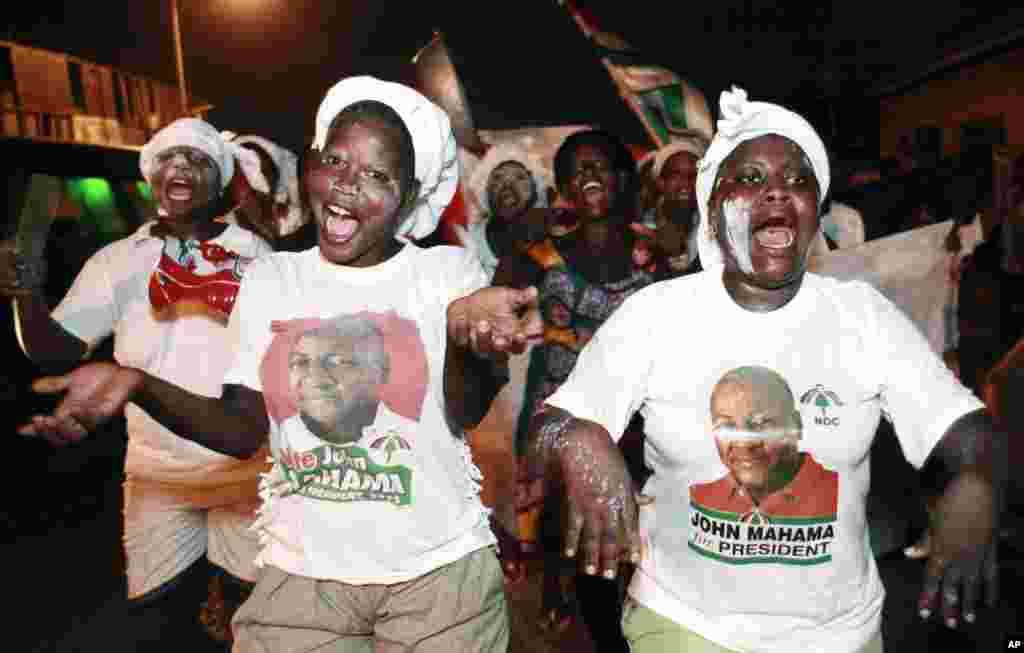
[166,180,193,201]
[754,227,795,249]
[325,205,359,241]
[582,181,603,192]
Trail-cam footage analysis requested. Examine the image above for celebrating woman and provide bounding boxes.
[527,88,1004,652]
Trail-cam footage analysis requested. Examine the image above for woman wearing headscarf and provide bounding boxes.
[524,88,1005,652]
[632,132,710,279]
[222,131,308,246]
[492,129,651,650]
[19,76,542,652]
[0,117,274,648]
[456,142,552,280]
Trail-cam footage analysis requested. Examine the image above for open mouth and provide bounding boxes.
[581,180,604,194]
[323,203,361,244]
[752,218,795,250]
[496,189,520,208]
[165,178,195,202]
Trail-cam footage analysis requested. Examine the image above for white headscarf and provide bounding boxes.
[221,132,306,235]
[695,87,830,267]
[312,76,458,242]
[140,118,264,193]
[649,132,710,179]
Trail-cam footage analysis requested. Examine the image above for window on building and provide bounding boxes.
[67,61,86,111]
[112,72,125,121]
[0,47,17,109]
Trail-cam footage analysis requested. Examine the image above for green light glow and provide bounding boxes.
[65,178,129,244]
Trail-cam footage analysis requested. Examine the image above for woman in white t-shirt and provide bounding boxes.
[524,88,1005,652]
[19,76,542,653]
[0,117,276,648]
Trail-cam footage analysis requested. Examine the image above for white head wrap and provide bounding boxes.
[467,142,551,218]
[221,132,297,200]
[221,132,306,235]
[695,87,830,267]
[650,132,710,179]
[312,76,458,242]
[140,117,264,194]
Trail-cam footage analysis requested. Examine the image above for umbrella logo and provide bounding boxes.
[800,384,844,426]
[370,431,411,463]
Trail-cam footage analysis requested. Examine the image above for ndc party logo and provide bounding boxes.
[800,384,844,427]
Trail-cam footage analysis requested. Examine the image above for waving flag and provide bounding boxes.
[559,0,714,147]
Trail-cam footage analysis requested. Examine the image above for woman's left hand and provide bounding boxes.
[448,286,542,357]
[917,472,1000,628]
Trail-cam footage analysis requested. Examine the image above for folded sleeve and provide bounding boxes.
[50,244,120,349]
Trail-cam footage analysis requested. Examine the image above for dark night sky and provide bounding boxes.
[6,1,1024,154]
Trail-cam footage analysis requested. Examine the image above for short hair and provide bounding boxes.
[302,315,390,382]
[553,130,638,207]
[327,100,416,196]
[712,365,801,435]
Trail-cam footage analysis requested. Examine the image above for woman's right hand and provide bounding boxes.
[18,362,144,446]
[0,239,46,297]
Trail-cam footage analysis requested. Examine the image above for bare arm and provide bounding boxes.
[917,407,1007,627]
[0,242,87,373]
[133,378,269,459]
[527,404,641,578]
[443,333,509,430]
[23,362,268,459]
[13,294,88,373]
[443,287,540,431]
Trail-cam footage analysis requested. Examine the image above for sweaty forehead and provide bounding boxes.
[326,117,402,153]
[491,160,530,178]
[728,135,809,169]
[572,143,613,164]
[157,145,213,162]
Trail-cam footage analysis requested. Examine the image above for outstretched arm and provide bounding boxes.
[917,407,1006,628]
[444,286,541,430]
[21,362,268,459]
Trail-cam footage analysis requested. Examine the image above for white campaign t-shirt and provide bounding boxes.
[224,243,496,584]
[546,265,983,653]
[51,219,273,596]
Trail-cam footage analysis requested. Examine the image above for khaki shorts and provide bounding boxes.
[232,547,509,653]
[622,599,884,653]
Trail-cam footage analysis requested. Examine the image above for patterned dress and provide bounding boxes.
[515,236,654,452]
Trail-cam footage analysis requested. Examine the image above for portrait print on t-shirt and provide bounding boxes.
[259,311,429,507]
[689,365,838,565]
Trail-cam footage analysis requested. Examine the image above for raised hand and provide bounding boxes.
[448,286,542,357]
[917,472,999,628]
[19,362,144,447]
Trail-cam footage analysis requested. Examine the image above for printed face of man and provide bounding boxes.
[288,331,385,444]
[710,373,801,494]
